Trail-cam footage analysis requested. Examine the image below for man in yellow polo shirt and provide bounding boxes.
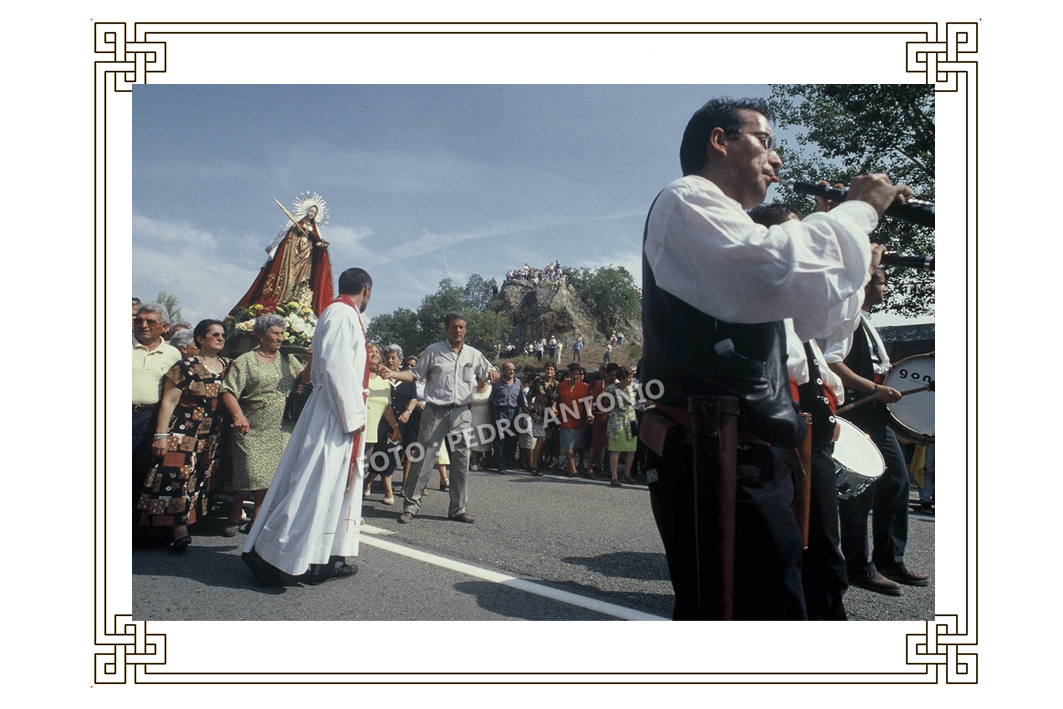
[132,303,181,489]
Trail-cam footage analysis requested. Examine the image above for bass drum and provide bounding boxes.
[833,418,885,500]
[882,354,935,444]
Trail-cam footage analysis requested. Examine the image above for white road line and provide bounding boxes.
[358,532,667,621]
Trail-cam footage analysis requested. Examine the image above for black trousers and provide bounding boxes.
[838,407,909,572]
[492,406,520,470]
[802,444,848,620]
[648,443,806,620]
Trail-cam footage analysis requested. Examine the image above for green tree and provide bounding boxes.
[156,291,182,323]
[416,278,466,346]
[465,310,511,359]
[768,84,935,317]
[461,274,496,312]
[368,274,516,360]
[565,265,641,333]
[366,307,420,354]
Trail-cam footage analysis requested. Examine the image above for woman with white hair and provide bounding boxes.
[219,314,310,536]
[468,374,493,471]
[169,328,199,358]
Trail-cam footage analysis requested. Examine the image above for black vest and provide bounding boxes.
[640,193,805,448]
[797,342,836,450]
[842,317,888,424]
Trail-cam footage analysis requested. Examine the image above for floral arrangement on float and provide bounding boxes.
[224,300,317,350]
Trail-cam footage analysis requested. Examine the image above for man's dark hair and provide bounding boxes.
[748,203,804,227]
[444,311,466,328]
[567,362,582,373]
[338,267,372,295]
[605,362,620,374]
[679,98,774,176]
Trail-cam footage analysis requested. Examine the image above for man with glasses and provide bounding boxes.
[640,97,912,619]
[132,303,181,502]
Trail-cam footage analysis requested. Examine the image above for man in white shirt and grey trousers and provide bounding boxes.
[380,311,493,524]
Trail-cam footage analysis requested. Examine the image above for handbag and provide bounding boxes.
[284,381,314,422]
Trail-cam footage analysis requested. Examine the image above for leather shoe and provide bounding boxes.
[448,512,475,524]
[398,512,414,524]
[242,550,284,587]
[848,567,903,596]
[878,565,930,587]
[305,561,359,585]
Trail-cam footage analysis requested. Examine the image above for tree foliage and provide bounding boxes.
[367,275,512,358]
[365,307,419,354]
[156,291,183,323]
[565,265,641,333]
[768,84,936,317]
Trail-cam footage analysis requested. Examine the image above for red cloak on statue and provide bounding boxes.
[234,215,334,316]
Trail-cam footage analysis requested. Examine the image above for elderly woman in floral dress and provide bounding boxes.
[219,314,310,536]
[137,319,231,551]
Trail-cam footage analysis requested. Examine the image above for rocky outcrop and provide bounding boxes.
[489,278,640,348]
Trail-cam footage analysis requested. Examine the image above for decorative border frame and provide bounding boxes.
[97,21,977,685]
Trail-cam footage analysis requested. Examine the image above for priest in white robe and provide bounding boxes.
[242,267,373,586]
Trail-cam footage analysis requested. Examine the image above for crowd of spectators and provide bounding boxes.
[132,294,647,553]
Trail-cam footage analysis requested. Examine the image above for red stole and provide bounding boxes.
[334,295,371,490]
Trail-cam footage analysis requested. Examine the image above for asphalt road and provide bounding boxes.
[132,466,935,622]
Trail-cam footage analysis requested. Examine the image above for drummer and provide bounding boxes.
[749,203,858,620]
[822,268,931,595]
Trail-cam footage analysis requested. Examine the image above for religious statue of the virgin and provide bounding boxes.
[233,192,334,316]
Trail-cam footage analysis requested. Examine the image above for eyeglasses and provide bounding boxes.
[134,318,161,326]
[732,131,777,152]
[206,332,225,339]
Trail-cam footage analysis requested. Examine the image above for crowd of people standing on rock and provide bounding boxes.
[505,260,568,287]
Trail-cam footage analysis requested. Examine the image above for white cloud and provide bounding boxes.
[132,214,264,322]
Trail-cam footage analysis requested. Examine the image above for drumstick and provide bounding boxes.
[835,383,931,414]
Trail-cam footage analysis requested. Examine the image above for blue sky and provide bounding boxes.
[132,84,925,327]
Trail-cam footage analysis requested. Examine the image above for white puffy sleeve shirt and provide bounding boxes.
[644,175,877,343]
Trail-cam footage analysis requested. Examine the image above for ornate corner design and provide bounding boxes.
[95,615,167,684]
[907,22,978,91]
[94,22,166,92]
[906,615,978,683]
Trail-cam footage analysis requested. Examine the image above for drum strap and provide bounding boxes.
[788,413,813,550]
